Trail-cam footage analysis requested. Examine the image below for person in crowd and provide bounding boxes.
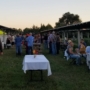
[11,35,15,48]
[44,34,48,49]
[56,33,60,54]
[26,33,34,54]
[67,40,81,65]
[79,41,86,58]
[34,35,37,43]
[6,37,11,49]
[41,35,44,43]
[80,39,87,47]
[48,32,53,54]
[86,46,90,53]
[51,31,57,55]
[7,34,11,40]
[37,34,41,43]
[34,34,41,43]
[24,34,29,54]
[21,34,24,41]
[79,41,86,54]
[0,39,3,55]
[21,34,26,46]
[15,34,22,55]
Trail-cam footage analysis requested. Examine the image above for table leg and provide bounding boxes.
[40,70,43,81]
[30,70,33,81]
[30,70,43,81]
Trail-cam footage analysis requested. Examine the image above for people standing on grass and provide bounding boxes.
[51,31,57,55]
[15,34,22,55]
[34,34,41,43]
[43,34,48,49]
[24,34,29,54]
[26,33,34,55]
[37,34,41,43]
[11,35,15,48]
[48,32,53,54]
[48,31,61,55]
[6,37,11,49]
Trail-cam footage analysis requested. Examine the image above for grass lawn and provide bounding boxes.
[0,47,90,90]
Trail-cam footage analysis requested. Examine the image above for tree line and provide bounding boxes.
[18,12,82,34]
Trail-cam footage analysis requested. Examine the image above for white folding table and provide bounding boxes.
[22,55,52,80]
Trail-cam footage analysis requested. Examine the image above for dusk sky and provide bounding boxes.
[0,0,90,30]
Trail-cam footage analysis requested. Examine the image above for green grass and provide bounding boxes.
[0,47,90,90]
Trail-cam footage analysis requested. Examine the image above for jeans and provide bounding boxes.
[27,46,33,55]
[70,54,81,65]
[52,42,57,55]
[82,54,86,58]
[44,40,48,49]
[26,45,28,54]
[16,45,22,55]
[49,42,52,54]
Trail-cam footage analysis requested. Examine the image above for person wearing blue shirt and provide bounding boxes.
[15,34,22,55]
[26,33,34,54]
[86,46,90,53]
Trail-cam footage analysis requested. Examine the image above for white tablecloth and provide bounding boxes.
[22,55,52,76]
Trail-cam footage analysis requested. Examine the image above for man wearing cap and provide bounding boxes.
[67,40,81,65]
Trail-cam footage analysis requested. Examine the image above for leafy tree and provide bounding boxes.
[39,24,46,31]
[46,24,53,30]
[39,24,53,31]
[23,24,53,34]
[23,28,30,34]
[32,25,40,31]
[18,28,22,32]
[55,12,82,28]
[23,25,40,34]
[12,28,20,34]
